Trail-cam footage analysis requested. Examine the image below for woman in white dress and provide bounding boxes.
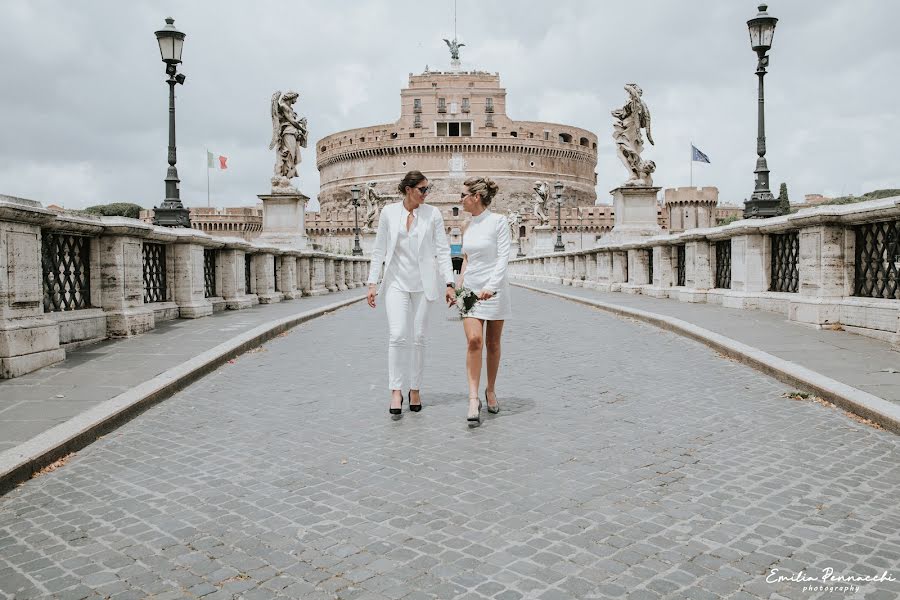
[458,177,511,425]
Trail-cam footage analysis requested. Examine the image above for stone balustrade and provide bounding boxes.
[510,196,900,350]
[0,195,370,378]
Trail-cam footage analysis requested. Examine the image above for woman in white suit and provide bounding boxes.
[366,171,456,416]
[458,177,511,426]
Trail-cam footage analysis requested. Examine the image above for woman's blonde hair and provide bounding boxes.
[464,177,499,207]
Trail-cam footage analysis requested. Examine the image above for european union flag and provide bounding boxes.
[691,144,711,163]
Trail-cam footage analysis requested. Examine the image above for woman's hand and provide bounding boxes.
[367,285,378,308]
[478,289,494,301]
[445,287,456,306]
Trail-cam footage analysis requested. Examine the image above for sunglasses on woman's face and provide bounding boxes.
[415,186,430,194]
[460,192,472,199]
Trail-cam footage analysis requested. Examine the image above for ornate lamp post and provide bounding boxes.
[553,180,565,252]
[743,4,779,219]
[350,185,363,256]
[152,17,190,228]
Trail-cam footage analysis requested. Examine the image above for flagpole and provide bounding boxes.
[206,148,210,208]
[690,141,693,188]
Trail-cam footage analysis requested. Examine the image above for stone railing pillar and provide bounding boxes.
[0,197,65,377]
[219,240,255,310]
[170,229,214,319]
[562,255,576,286]
[335,259,348,291]
[789,223,848,326]
[253,249,281,304]
[610,250,628,292]
[678,238,713,302]
[97,218,158,337]
[325,257,338,292]
[297,255,312,295]
[280,254,302,299]
[727,232,768,306]
[572,254,586,287]
[310,255,329,296]
[623,247,651,293]
[646,245,675,298]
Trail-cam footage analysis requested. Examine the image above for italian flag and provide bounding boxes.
[207,151,228,170]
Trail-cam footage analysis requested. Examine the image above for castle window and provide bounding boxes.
[461,98,470,113]
[413,98,422,113]
[580,137,589,146]
[544,130,550,140]
[559,133,572,143]
[485,97,494,113]
[452,207,459,216]
[437,97,447,113]
[491,132,497,137]
[510,131,517,138]
[436,121,472,137]
[320,146,326,152]
[390,132,398,139]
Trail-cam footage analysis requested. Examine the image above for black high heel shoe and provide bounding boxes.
[485,390,500,414]
[389,393,404,415]
[409,391,422,412]
[467,398,482,426]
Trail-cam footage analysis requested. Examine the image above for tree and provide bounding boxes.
[777,183,790,215]
[82,202,145,219]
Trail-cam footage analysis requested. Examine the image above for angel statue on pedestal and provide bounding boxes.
[269,90,308,192]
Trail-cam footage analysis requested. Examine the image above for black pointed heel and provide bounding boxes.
[467,398,482,427]
[486,391,500,414]
[409,391,422,412]
[389,393,403,415]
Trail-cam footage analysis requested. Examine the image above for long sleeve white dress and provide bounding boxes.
[461,210,512,321]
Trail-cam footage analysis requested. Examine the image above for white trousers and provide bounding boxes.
[384,285,432,390]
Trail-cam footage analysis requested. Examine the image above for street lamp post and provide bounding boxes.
[743,4,779,219]
[553,181,565,252]
[350,186,363,256]
[152,17,190,228]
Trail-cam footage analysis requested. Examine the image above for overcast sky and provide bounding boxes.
[1,1,897,212]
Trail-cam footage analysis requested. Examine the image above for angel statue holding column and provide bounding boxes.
[269,90,308,189]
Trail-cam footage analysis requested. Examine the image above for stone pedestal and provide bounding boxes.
[0,197,66,377]
[601,186,663,244]
[531,225,556,255]
[98,219,158,337]
[257,192,310,250]
[170,230,214,319]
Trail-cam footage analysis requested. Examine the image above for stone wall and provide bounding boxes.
[509,195,900,350]
[0,196,369,378]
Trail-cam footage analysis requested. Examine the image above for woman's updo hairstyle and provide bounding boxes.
[463,177,499,207]
[398,170,427,195]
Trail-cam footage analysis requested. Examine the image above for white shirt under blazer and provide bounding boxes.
[367,202,455,301]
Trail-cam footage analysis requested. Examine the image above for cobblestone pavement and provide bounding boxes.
[1,288,899,600]
[0,289,363,452]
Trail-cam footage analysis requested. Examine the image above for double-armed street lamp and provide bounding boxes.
[152,17,191,228]
[350,186,363,256]
[553,180,565,252]
[743,4,779,219]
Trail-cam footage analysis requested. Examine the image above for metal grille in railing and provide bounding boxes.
[273,256,280,292]
[142,243,167,303]
[770,232,799,293]
[245,254,253,293]
[41,232,91,312]
[203,249,216,298]
[854,220,900,299]
[647,249,654,284]
[676,245,686,287]
[715,240,731,289]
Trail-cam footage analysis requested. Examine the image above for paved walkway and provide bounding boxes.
[515,281,900,406]
[1,287,898,599]
[0,289,363,454]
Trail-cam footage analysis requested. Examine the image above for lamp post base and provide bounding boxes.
[743,192,779,219]
[153,201,191,228]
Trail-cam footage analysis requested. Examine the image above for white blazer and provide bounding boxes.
[366,202,455,302]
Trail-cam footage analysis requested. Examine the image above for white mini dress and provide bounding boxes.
[461,210,512,321]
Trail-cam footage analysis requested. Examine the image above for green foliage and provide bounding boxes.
[819,189,900,206]
[718,215,741,226]
[82,202,145,219]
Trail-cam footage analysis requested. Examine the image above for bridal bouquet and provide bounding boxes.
[454,286,498,318]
